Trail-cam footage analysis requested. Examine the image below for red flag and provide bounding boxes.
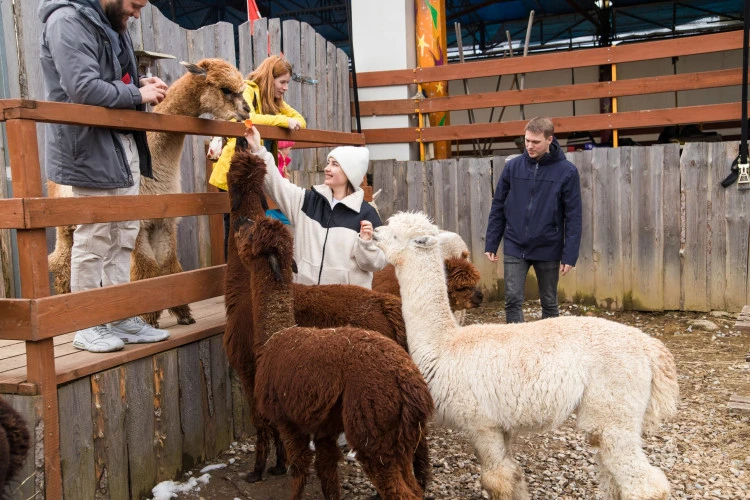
[247,0,261,28]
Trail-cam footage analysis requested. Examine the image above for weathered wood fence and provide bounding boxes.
[373,141,749,313]
[0,1,351,295]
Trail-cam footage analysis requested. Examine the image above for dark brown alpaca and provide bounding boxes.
[234,214,433,500]
[223,145,286,482]
[373,255,484,312]
[0,397,30,493]
[292,283,408,350]
[225,148,432,489]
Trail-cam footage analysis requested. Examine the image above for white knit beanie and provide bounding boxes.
[328,146,369,189]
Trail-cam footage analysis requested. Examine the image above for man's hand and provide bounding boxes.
[139,76,168,90]
[139,82,167,105]
[560,263,573,276]
[485,252,499,263]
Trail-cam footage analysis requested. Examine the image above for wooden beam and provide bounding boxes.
[412,103,742,142]
[0,199,24,228]
[0,299,33,340]
[0,99,365,144]
[5,119,63,500]
[355,31,743,87]
[17,193,230,229]
[27,266,226,341]
[358,68,743,116]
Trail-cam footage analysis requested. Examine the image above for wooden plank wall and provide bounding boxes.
[53,336,238,500]
[373,142,749,312]
[1,4,351,284]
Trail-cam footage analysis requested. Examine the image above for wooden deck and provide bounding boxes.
[0,297,226,394]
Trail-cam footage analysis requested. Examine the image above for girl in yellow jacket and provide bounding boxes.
[209,55,306,191]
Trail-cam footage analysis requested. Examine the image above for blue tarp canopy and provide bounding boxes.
[149,0,744,60]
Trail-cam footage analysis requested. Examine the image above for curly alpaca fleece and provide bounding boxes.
[373,211,680,500]
[235,216,433,500]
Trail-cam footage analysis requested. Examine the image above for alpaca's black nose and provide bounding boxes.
[472,289,484,305]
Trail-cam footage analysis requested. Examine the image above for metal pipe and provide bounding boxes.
[518,10,535,120]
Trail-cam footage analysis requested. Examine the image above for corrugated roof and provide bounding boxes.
[149,0,744,60]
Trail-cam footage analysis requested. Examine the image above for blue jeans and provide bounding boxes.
[503,254,560,323]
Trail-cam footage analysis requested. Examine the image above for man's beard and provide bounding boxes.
[103,0,128,33]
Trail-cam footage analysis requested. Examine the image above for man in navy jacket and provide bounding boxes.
[485,117,582,323]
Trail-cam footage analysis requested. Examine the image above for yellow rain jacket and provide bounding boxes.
[209,80,305,190]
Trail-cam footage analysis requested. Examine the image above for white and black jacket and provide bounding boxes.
[256,147,386,288]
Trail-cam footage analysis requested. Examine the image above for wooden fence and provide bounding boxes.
[373,141,749,313]
[356,30,744,146]
[0,1,351,295]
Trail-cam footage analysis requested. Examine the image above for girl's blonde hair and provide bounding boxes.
[247,55,293,115]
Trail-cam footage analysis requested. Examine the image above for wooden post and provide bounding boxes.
[5,118,63,498]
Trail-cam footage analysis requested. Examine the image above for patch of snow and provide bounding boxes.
[150,474,210,499]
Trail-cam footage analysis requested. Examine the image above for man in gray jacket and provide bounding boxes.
[39,0,170,352]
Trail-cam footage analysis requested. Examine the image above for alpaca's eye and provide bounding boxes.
[220,87,232,95]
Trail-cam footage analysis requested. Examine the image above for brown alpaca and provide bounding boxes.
[292,283,408,350]
[373,255,484,312]
[235,214,433,500]
[47,58,249,327]
[0,397,30,493]
[225,149,432,491]
[223,146,285,482]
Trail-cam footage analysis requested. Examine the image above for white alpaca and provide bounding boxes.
[373,212,679,500]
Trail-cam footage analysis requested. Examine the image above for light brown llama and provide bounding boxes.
[47,58,249,326]
[235,214,433,500]
[224,148,431,489]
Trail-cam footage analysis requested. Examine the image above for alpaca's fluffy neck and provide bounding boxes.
[249,261,297,352]
[396,249,457,351]
[153,78,205,117]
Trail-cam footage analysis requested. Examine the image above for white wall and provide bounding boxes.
[351,0,418,161]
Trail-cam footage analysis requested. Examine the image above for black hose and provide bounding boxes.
[741,0,749,164]
[722,1,749,188]
[345,0,362,134]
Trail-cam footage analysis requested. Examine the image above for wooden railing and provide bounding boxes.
[0,98,364,498]
[354,30,745,145]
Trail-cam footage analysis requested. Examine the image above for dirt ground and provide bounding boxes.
[164,301,750,500]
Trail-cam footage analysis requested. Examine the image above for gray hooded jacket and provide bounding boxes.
[38,0,152,188]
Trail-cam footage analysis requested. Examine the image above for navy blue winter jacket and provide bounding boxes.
[485,138,582,266]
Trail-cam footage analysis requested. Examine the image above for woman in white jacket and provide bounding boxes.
[243,126,386,288]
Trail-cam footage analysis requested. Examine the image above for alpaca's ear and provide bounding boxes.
[412,236,438,249]
[372,189,382,202]
[180,61,208,78]
[232,216,253,233]
[292,259,298,274]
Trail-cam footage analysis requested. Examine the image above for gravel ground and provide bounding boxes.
[166,301,750,500]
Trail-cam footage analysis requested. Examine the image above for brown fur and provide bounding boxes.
[47,58,249,327]
[0,397,30,494]
[235,215,433,500]
[373,255,484,312]
[223,148,280,482]
[293,283,408,350]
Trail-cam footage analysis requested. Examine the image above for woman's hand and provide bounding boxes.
[288,118,302,131]
[359,220,374,241]
[243,125,262,153]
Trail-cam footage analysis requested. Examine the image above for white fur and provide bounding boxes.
[374,211,680,500]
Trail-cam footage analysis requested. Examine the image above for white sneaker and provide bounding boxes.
[110,316,170,344]
[73,324,125,353]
